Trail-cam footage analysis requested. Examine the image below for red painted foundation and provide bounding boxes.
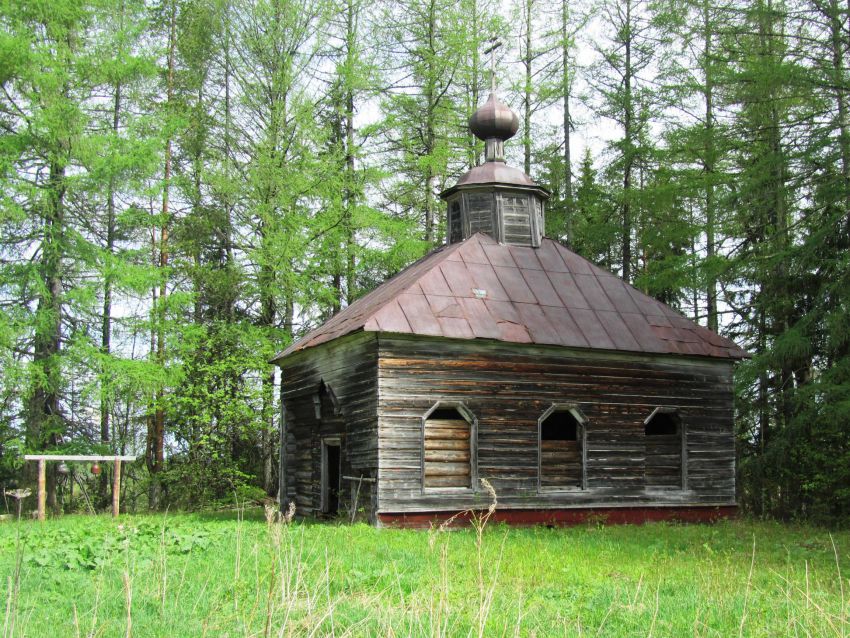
[378,505,737,529]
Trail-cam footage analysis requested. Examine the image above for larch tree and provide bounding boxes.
[378,0,470,246]
[232,0,330,494]
[0,1,96,508]
[591,0,658,283]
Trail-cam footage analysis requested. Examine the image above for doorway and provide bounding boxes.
[321,439,341,516]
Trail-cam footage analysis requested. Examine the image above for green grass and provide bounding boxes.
[1,508,848,637]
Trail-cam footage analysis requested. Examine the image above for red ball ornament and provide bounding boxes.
[90,463,101,476]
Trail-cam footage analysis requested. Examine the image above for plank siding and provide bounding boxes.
[376,334,736,515]
[278,332,379,520]
[423,418,471,489]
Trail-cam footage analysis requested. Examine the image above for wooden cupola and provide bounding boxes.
[440,92,550,247]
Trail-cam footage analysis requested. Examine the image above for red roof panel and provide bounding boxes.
[418,267,453,296]
[557,249,594,275]
[509,245,544,270]
[515,302,561,344]
[493,265,537,303]
[459,238,489,265]
[397,293,442,336]
[497,320,533,343]
[547,271,591,309]
[274,233,749,361]
[535,241,570,273]
[598,276,642,315]
[482,242,516,267]
[465,262,510,301]
[522,268,564,307]
[484,299,523,324]
[569,308,616,349]
[427,295,465,318]
[437,316,475,339]
[573,274,616,311]
[596,310,641,351]
[458,297,502,339]
[440,260,477,298]
[541,306,589,348]
[373,299,412,333]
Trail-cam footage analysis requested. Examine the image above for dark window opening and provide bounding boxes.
[314,381,339,420]
[424,407,471,489]
[429,408,464,420]
[541,411,579,441]
[645,412,677,436]
[644,411,682,489]
[539,410,582,489]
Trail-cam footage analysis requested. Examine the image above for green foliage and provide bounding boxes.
[1,0,849,523]
[0,514,848,635]
[571,149,618,270]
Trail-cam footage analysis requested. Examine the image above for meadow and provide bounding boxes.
[1,507,848,637]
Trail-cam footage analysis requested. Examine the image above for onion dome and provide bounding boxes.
[469,93,519,142]
[440,88,548,248]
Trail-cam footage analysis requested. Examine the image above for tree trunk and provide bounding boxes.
[344,0,356,304]
[148,0,176,510]
[523,0,533,175]
[27,156,66,512]
[224,0,235,318]
[467,0,480,169]
[622,0,633,283]
[424,0,437,244]
[562,0,573,245]
[100,73,121,509]
[703,0,718,332]
[828,0,850,211]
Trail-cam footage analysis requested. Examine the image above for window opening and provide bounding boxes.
[539,409,583,490]
[466,192,493,236]
[424,407,471,489]
[644,410,682,488]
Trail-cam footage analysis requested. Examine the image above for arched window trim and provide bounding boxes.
[313,380,342,420]
[537,403,587,493]
[421,400,478,493]
[643,407,688,491]
[643,406,678,427]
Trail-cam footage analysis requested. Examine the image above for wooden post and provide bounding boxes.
[37,458,46,522]
[112,457,121,517]
[24,455,136,521]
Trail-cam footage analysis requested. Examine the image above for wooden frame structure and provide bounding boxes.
[420,401,478,493]
[271,88,748,527]
[537,403,588,493]
[24,454,137,521]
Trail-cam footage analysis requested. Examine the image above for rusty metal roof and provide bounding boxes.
[440,162,549,199]
[273,233,748,361]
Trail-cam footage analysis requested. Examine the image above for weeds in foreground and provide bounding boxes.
[2,489,29,638]
[1,500,849,636]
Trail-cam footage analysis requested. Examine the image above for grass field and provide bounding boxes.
[1,507,849,637]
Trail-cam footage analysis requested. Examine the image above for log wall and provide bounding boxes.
[278,332,378,520]
[376,334,736,515]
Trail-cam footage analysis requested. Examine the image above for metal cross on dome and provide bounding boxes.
[483,37,502,93]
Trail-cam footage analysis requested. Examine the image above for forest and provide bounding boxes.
[0,0,848,523]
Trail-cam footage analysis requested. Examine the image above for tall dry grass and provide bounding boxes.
[2,490,849,636]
